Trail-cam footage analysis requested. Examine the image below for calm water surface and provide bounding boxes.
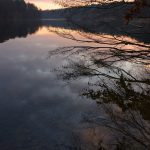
[0,26,103,150]
[0,23,150,150]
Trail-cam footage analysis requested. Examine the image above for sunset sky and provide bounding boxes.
[25,0,62,10]
[25,0,134,10]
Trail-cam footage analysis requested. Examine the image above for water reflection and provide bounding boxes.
[0,21,42,43]
[1,17,150,44]
[0,20,150,149]
[0,26,102,150]
[49,21,150,149]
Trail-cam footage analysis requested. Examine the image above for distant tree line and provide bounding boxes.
[0,0,41,21]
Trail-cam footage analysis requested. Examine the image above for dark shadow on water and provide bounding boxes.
[41,2,150,44]
[0,20,42,43]
[0,2,150,44]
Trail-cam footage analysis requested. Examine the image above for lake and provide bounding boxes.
[0,20,150,150]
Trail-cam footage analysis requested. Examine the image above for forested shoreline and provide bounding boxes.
[0,0,41,21]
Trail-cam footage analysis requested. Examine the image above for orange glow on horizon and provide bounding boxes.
[25,0,61,10]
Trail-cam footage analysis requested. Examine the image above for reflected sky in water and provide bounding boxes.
[0,27,103,150]
[0,24,150,149]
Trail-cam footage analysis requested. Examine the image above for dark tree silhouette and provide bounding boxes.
[0,0,41,21]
